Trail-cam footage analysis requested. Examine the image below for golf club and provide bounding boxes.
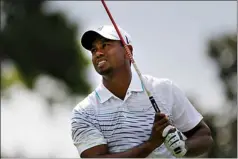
[100,0,190,142]
[101,0,160,113]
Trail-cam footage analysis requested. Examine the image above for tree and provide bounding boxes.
[1,0,91,95]
[206,33,237,157]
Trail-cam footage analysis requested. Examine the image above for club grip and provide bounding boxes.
[149,96,160,112]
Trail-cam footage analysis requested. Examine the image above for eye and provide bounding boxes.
[91,48,96,54]
[102,43,110,49]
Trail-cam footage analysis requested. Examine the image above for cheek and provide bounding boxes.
[109,53,122,64]
[92,56,97,66]
[111,48,125,59]
[106,47,126,65]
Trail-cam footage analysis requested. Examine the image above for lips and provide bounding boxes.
[97,59,107,67]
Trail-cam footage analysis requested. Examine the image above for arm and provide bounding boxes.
[81,113,170,158]
[71,106,158,158]
[183,120,213,157]
[166,81,213,157]
[71,106,107,158]
[81,141,158,158]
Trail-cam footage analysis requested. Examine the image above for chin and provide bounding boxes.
[97,68,113,76]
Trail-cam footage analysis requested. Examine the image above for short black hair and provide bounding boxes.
[91,35,123,48]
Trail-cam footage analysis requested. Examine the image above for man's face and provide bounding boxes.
[90,36,127,75]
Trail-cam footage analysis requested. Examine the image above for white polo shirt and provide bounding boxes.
[71,72,203,158]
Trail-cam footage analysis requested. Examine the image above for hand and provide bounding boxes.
[148,113,170,147]
[164,127,188,157]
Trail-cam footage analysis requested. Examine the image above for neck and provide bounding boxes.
[102,67,132,100]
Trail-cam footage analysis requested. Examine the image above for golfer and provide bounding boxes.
[71,25,213,158]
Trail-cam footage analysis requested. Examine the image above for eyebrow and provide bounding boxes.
[91,38,113,48]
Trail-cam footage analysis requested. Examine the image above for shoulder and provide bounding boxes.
[142,74,186,98]
[141,75,176,107]
[72,91,98,116]
[142,74,173,90]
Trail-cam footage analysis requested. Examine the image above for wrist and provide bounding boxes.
[146,140,162,151]
[184,140,189,156]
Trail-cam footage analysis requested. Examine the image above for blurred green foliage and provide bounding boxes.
[1,0,91,95]
[208,34,237,102]
[1,64,24,90]
[205,33,237,157]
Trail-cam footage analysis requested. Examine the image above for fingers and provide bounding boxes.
[155,120,170,132]
[152,113,172,137]
[154,113,169,124]
[154,113,167,122]
[157,116,169,125]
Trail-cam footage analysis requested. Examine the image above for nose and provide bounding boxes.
[95,50,104,58]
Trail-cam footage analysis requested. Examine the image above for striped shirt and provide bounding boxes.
[71,72,203,158]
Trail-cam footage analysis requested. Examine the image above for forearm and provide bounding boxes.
[95,141,158,158]
[185,129,213,157]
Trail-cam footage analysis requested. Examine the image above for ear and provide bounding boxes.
[128,45,133,55]
[125,45,133,59]
[124,45,133,66]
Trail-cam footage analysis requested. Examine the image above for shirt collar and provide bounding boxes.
[95,72,144,103]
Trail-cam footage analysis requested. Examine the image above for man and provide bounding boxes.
[71,25,213,158]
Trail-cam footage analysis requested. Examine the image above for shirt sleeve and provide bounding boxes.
[171,81,203,132]
[71,106,107,157]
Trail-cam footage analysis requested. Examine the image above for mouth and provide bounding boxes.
[97,60,107,67]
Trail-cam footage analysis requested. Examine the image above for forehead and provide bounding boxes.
[92,35,114,45]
